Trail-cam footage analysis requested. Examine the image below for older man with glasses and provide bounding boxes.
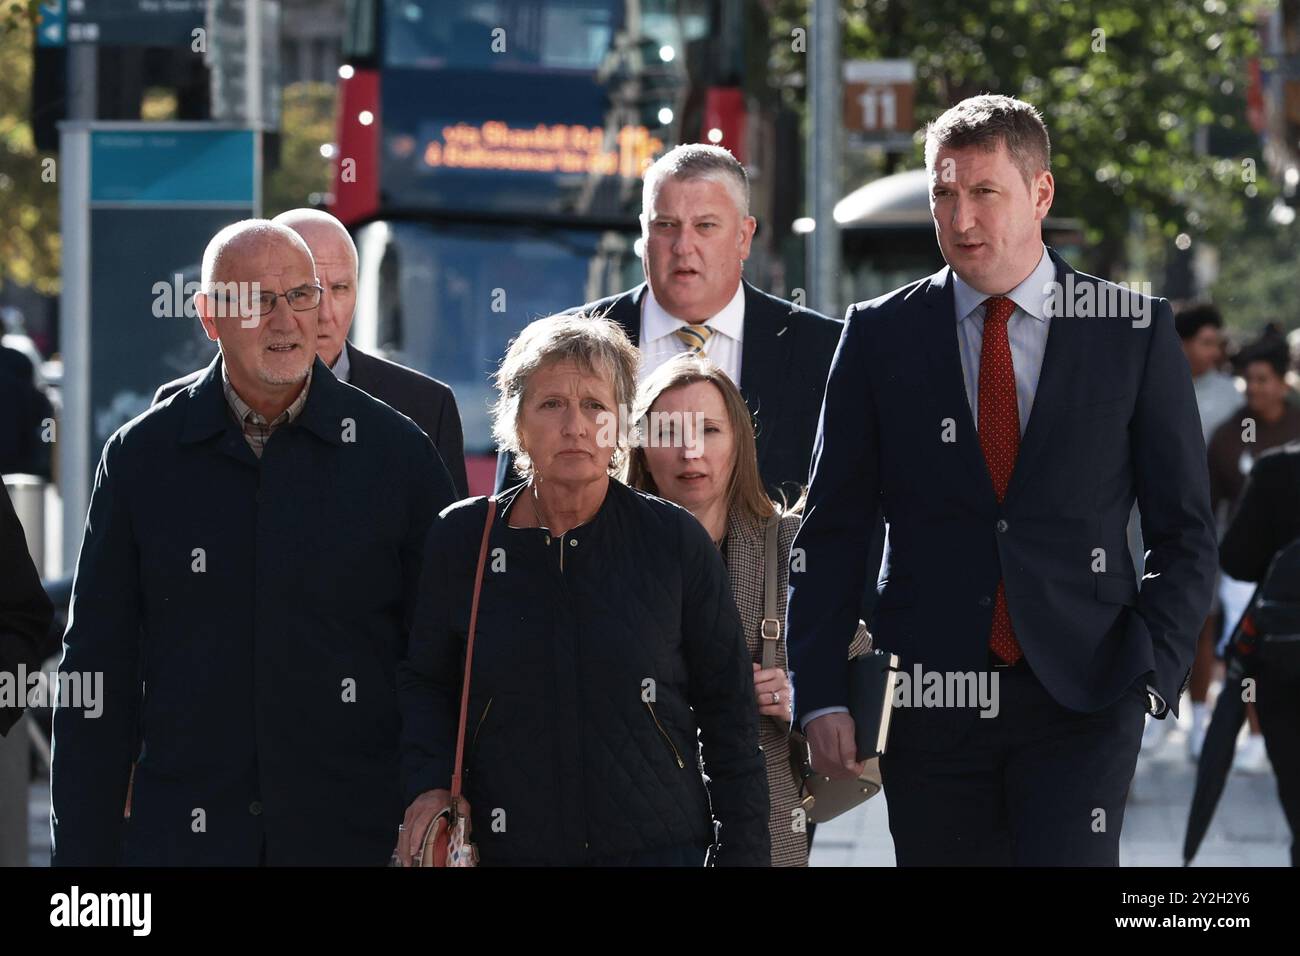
[155,209,468,497]
[50,220,458,866]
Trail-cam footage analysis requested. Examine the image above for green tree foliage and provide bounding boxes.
[0,1,60,294]
[1210,220,1300,335]
[263,82,336,218]
[769,0,1267,275]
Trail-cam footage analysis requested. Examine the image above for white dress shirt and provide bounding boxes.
[330,343,352,384]
[637,281,746,385]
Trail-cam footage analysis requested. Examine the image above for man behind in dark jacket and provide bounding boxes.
[154,209,469,498]
[499,143,844,501]
[51,221,457,865]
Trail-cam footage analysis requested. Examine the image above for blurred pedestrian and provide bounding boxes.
[155,209,468,498]
[1166,302,1240,758]
[0,345,53,480]
[1220,440,1300,864]
[51,221,457,865]
[623,353,870,865]
[0,482,54,737]
[1176,303,1239,444]
[397,315,770,867]
[1207,337,1300,771]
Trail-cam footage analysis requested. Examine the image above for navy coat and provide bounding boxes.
[51,356,457,865]
[788,250,1217,734]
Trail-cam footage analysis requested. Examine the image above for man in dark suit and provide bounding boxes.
[787,95,1217,865]
[155,209,468,498]
[1,483,54,737]
[497,144,844,501]
[52,221,457,865]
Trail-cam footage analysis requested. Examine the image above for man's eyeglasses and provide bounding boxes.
[211,284,323,318]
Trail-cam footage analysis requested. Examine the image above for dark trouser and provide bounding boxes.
[880,662,1146,866]
[1254,664,1300,867]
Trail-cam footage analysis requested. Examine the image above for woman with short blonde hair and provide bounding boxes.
[398,316,771,867]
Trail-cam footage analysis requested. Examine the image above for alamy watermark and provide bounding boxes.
[594,406,707,455]
[892,665,1000,718]
[1043,274,1153,328]
[0,665,103,719]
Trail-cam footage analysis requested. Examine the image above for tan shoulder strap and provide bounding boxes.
[450,496,497,801]
[761,513,781,670]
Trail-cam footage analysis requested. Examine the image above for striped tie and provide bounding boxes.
[673,324,714,354]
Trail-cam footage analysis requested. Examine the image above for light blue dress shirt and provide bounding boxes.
[951,244,1055,434]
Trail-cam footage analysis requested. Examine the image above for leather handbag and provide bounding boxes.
[413,496,497,868]
[761,515,882,825]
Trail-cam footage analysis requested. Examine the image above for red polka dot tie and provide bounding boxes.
[979,296,1023,665]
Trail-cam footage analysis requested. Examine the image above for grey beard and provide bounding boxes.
[257,359,311,387]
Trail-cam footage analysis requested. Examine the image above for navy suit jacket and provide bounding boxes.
[496,280,843,499]
[155,342,468,498]
[787,250,1217,727]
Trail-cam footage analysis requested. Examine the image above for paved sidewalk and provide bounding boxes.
[28,709,1291,866]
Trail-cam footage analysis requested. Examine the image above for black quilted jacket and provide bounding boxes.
[399,479,771,866]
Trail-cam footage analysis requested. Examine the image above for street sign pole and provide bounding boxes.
[57,126,92,570]
[807,0,841,319]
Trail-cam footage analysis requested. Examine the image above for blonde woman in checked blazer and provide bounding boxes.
[626,354,870,866]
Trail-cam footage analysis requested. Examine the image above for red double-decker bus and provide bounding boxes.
[331,0,775,493]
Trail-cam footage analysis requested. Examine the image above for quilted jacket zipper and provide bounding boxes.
[645,700,685,769]
[465,697,493,777]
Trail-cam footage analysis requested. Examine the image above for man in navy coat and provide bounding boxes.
[51,221,457,865]
[787,96,1216,865]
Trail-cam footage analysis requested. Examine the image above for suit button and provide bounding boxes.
[249,801,263,816]
[996,519,1009,533]
[978,596,992,607]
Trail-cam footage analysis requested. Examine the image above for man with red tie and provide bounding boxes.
[786,95,1217,865]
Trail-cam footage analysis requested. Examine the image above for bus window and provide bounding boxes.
[352,219,641,452]
[383,0,622,72]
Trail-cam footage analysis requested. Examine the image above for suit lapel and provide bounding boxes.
[738,282,792,474]
[601,285,643,347]
[1004,250,1083,503]
[343,342,371,392]
[918,268,997,501]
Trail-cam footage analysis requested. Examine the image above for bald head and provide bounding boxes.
[272,209,358,271]
[201,219,314,292]
[272,209,359,367]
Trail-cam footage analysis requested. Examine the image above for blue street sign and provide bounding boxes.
[37,2,65,47]
[90,129,257,204]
